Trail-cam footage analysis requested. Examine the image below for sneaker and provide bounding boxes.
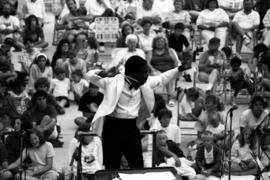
[243,34,251,45]
[168,100,175,107]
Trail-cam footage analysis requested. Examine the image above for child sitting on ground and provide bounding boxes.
[193,131,222,178]
[31,77,65,114]
[226,127,257,174]
[156,130,196,180]
[71,70,89,103]
[51,67,71,108]
[151,108,181,146]
[75,83,103,126]
[227,57,254,104]
[68,123,103,180]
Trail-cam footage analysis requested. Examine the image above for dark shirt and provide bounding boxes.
[28,105,57,125]
[184,0,206,11]
[78,91,103,113]
[0,140,8,165]
[22,26,44,43]
[168,33,189,53]
[5,132,27,163]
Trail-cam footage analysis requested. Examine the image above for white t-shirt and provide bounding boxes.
[151,119,182,144]
[25,0,46,21]
[206,123,225,135]
[137,32,156,52]
[233,10,260,29]
[196,8,230,27]
[136,4,162,20]
[154,0,174,15]
[24,142,55,171]
[84,0,112,16]
[71,79,89,97]
[68,137,103,174]
[0,15,20,39]
[163,10,191,26]
[51,78,70,98]
[239,109,269,130]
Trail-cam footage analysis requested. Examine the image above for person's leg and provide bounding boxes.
[215,27,227,49]
[201,30,215,45]
[39,115,58,139]
[177,162,196,179]
[34,41,49,49]
[243,79,255,95]
[39,170,59,180]
[208,69,218,91]
[263,29,270,47]
[198,72,210,83]
[123,119,144,168]
[232,22,245,53]
[102,116,124,169]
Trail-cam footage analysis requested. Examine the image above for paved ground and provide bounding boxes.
[41,12,251,172]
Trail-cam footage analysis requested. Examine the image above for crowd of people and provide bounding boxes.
[0,0,270,180]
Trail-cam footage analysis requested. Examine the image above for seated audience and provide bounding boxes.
[218,0,243,18]
[5,116,32,164]
[68,123,103,180]
[111,34,145,67]
[263,8,270,47]
[63,50,87,78]
[8,78,30,115]
[19,38,40,74]
[71,70,89,103]
[193,131,222,178]
[21,0,47,25]
[227,57,254,104]
[26,91,59,140]
[0,140,12,180]
[168,23,191,59]
[148,35,179,105]
[22,15,48,49]
[137,18,156,56]
[0,2,21,48]
[179,87,205,121]
[51,67,71,108]
[163,0,191,39]
[239,95,269,132]
[116,22,134,48]
[232,0,260,54]
[198,37,227,91]
[136,0,162,26]
[28,53,52,94]
[28,77,65,114]
[84,0,112,17]
[51,39,70,70]
[116,0,140,20]
[226,127,257,174]
[195,94,225,137]
[196,0,229,48]
[0,48,17,83]
[155,130,196,179]
[183,0,206,20]
[75,83,103,126]
[151,108,182,146]
[6,128,59,180]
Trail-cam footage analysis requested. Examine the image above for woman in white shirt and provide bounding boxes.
[163,0,191,39]
[263,8,270,47]
[196,0,229,48]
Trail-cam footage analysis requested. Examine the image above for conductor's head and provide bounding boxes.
[125,55,149,89]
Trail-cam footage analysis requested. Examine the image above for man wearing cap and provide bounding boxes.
[87,55,187,169]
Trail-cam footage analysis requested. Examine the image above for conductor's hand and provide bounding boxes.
[174,156,181,167]
[98,67,118,78]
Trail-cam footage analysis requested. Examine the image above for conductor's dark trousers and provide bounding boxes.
[102,116,144,169]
